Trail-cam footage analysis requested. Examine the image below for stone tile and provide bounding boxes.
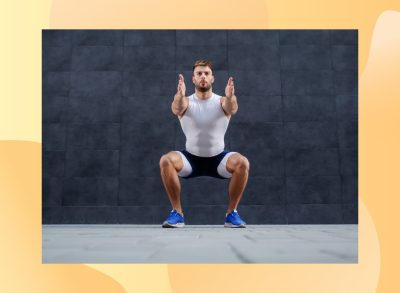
[228,30,279,46]
[241,176,285,205]
[230,122,283,150]
[119,177,169,206]
[331,45,358,71]
[228,45,280,70]
[43,95,68,123]
[123,70,175,96]
[43,30,72,47]
[336,95,358,121]
[180,177,229,206]
[340,148,358,175]
[66,96,121,123]
[42,177,63,206]
[285,149,340,176]
[233,95,282,123]
[176,30,227,46]
[71,46,124,71]
[244,149,284,176]
[342,175,358,203]
[338,120,358,148]
[63,177,119,206]
[283,95,336,121]
[65,150,119,177]
[279,30,330,45]
[329,30,358,45]
[124,46,175,70]
[117,206,170,224]
[176,46,227,70]
[240,205,287,224]
[231,70,281,96]
[282,70,333,95]
[121,96,174,123]
[43,123,67,151]
[124,30,175,46]
[184,205,228,224]
[334,70,358,95]
[283,121,338,148]
[286,176,341,204]
[43,207,119,224]
[287,204,342,224]
[280,45,331,70]
[43,46,72,71]
[43,72,70,96]
[120,148,167,177]
[70,71,122,97]
[73,30,124,46]
[67,123,120,149]
[343,204,358,224]
[121,122,175,151]
[42,224,358,263]
[43,151,65,178]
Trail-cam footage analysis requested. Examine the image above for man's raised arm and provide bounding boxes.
[221,77,238,116]
[171,74,189,117]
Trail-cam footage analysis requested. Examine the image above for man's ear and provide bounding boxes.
[192,75,195,84]
[211,75,215,84]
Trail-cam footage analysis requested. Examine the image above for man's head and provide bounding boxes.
[192,60,214,92]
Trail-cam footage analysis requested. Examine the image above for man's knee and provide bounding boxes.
[235,155,250,172]
[159,154,173,169]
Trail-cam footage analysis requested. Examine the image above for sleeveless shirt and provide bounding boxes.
[179,93,229,157]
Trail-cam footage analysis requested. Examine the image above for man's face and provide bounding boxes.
[192,66,214,92]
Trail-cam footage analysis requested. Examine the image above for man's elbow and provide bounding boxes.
[230,104,238,116]
[172,104,187,117]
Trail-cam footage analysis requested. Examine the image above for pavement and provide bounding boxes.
[42,224,357,264]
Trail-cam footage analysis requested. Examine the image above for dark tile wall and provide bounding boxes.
[42,30,358,224]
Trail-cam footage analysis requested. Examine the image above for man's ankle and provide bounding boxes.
[174,209,183,216]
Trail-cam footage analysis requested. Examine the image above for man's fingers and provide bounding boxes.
[179,74,184,82]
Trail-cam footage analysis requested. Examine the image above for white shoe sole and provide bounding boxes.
[224,222,246,228]
[162,222,185,228]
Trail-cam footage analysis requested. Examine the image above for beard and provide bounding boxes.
[195,81,212,92]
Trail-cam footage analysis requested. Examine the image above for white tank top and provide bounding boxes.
[179,93,230,157]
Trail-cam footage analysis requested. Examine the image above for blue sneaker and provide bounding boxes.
[224,210,246,228]
[162,209,185,228]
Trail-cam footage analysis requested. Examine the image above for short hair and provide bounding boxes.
[192,60,213,72]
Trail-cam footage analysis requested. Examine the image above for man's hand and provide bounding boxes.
[177,74,186,98]
[172,74,189,117]
[221,77,238,116]
[225,77,235,99]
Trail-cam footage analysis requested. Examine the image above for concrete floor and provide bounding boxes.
[42,225,357,264]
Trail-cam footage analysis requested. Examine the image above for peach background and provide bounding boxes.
[1,0,399,291]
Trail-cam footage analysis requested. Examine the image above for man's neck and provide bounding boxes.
[194,89,213,100]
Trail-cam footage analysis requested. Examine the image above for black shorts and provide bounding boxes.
[178,150,233,179]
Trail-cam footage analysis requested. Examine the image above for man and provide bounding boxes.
[159,60,250,228]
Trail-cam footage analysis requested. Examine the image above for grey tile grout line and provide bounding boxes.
[277,30,289,224]
[117,30,125,217]
[329,30,345,224]
[60,32,74,208]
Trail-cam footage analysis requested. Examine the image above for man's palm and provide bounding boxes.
[177,74,186,97]
[225,77,234,98]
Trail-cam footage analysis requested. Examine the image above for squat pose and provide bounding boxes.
[159,60,249,228]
